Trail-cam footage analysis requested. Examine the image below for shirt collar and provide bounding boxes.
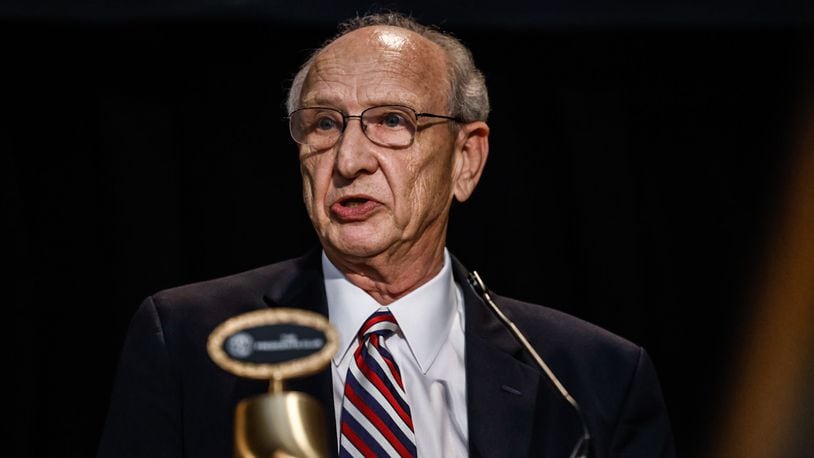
[323,250,458,374]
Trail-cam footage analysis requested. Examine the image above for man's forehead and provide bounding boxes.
[325,25,431,55]
[309,26,445,76]
[302,25,449,108]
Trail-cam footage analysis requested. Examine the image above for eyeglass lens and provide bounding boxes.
[289,106,418,149]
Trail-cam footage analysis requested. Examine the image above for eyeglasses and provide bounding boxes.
[288,105,461,150]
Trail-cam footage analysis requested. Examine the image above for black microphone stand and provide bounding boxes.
[467,271,592,458]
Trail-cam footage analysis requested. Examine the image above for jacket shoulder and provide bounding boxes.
[494,294,640,358]
[490,295,674,456]
[150,253,316,311]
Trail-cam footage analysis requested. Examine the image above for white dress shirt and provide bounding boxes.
[323,250,468,457]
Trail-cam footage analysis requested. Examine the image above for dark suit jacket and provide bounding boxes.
[98,250,675,457]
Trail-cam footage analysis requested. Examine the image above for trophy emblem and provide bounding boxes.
[208,308,339,458]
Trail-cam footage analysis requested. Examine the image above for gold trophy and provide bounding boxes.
[208,309,339,458]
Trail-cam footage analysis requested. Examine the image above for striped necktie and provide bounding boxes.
[339,307,417,457]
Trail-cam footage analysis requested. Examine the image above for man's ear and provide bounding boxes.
[452,121,490,202]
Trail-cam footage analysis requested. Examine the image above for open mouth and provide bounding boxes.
[331,195,379,220]
[339,197,370,207]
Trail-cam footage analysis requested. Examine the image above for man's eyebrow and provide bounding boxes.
[302,94,421,110]
[300,96,341,107]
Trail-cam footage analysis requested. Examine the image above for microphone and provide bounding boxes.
[466,270,592,458]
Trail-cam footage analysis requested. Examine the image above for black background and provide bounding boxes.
[7,1,813,457]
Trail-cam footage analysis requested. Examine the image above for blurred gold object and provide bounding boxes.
[234,386,328,458]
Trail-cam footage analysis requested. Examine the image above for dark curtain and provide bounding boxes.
[7,16,812,458]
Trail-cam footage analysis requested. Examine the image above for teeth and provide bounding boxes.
[342,198,367,207]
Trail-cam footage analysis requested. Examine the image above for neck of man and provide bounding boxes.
[325,230,448,305]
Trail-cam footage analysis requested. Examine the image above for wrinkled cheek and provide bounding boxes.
[410,179,427,209]
[415,169,451,218]
[299,165,319,222]
[302,155,337,230]
[402,177,431,231]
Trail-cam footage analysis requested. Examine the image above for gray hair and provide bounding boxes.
[286,12,490,122]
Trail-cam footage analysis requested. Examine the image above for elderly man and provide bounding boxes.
[98,12,675,458]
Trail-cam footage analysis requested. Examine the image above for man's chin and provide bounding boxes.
[328,245,384,261]
[323,236,390,262]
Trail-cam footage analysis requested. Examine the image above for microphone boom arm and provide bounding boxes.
[466,270,592,458]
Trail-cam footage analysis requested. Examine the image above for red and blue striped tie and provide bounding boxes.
[339,308,417,457]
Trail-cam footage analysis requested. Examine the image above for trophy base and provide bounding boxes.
[234,391,329,458]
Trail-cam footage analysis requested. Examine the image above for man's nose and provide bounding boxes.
[334,118,379,178]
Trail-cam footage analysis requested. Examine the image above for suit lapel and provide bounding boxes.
[454,259,587,458]
[266,250,338,458]
[453,260,540,458]
[233,250,339,457]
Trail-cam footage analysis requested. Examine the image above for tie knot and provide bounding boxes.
[359,307,399,339]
